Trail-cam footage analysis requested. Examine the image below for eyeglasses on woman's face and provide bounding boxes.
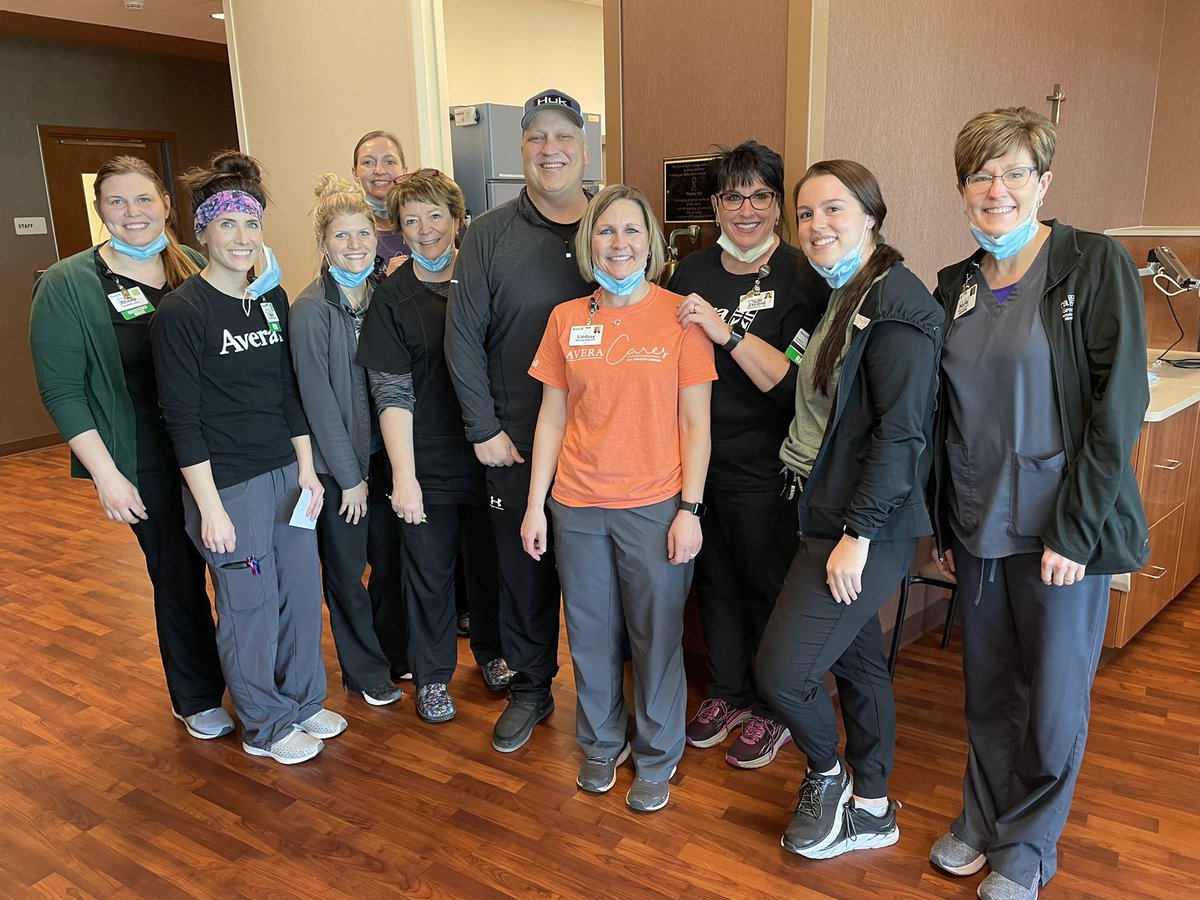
[963,165,1037,194]
[717,189,778,211]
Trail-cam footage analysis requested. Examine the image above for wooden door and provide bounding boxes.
[38,126,180,261]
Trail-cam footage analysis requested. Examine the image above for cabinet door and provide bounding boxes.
[1175,410,1200,594]
[1137,404,1197,527]
[1111,503,1186,647]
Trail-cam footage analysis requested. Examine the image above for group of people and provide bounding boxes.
[29,87,1150,899]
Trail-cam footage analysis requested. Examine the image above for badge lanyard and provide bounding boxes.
[737,264,775,313]
[98,256,156,320]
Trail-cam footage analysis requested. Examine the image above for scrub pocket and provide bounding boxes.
[209,479,271,612]
[1010,450,1066,537]
[945,442,979,533]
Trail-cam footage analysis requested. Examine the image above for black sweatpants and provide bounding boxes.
[756,536,916,799]
[484,462,560,698]
[693,487,798,715]
[130,468,225,717]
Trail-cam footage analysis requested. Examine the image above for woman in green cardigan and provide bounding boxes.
[29,155,231,741]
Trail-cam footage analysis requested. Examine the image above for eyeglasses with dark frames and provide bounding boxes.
[717,189,778,211]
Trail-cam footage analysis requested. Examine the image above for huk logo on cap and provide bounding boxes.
[538,95,569,107]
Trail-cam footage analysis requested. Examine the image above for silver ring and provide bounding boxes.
[691,303,698,314]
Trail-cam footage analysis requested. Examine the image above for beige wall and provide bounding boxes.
[443,0,604,117]
[224,0,422,297]
[1143,0,1199,225]
[821,0,1166,285]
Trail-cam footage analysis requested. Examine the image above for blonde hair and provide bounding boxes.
[93,155,199,288]
[574,185,665,284]
[312,173,375,248]
[954,106,1056,184]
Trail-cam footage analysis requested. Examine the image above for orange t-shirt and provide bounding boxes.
[530,284,717,509]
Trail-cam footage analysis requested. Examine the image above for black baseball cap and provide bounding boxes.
[521,88,584,129]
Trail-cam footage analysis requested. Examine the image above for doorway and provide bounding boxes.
[38,125,181,261]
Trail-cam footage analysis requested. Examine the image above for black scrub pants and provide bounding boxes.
[400,501,499,687]
[693,487,798,716]
[130,468,225,717]
[315,465,397,693]
[950,542,1110,889]
[484,462,560,699]
[756,535,916,800]
[365,449,409,679]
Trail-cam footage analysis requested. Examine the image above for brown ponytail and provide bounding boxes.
[794,159,905,397]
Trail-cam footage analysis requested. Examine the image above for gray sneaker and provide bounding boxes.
[491,694,554,752]
[625,767,675,813]
[173,707,235,740]
[242,725,323,765]
[295,708,348,739]
[978,868,1039,900]
[930,831,986,876]
[577,744,631,793]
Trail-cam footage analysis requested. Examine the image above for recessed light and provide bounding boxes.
[211,12,225,19]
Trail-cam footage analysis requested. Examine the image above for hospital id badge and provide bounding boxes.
[955,283,977,319]
[107,286,154,320]
[737,290,775,312]
[569,324,603,346]
[260,301,282,333]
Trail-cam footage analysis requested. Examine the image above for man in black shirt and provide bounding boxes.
[445,88,594,752]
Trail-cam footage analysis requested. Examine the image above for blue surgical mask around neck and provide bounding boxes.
[108,232,168,261]
[364,193,387,218]
[594,267,644,297]
[329,263,373,288]
[717,231,776,265]
[245,246,281,299]
[808,220,873,290]
[969,201,1041,260]
[413,245,454,273]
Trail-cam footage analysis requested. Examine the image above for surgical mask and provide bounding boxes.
[969,201,1041,260]
[413,245,454,273]
[809,221,873,289]
[594,267,644,297]
[329,263,373,288]
[109,232,168,261]
[718,232,776,265]
[245,246,281,300]
[364,193,388,218]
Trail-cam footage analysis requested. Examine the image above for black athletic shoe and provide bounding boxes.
[781,765,852,855]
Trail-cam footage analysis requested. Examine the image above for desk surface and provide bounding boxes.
[1147,349,1200,421]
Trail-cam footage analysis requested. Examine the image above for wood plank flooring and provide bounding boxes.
[1,445,1198,898]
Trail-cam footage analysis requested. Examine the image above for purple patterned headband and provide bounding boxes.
[193,189,264,236]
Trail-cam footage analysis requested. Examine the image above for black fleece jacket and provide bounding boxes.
[931,220,1150,574]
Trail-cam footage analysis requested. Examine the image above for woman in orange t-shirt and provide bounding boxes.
[521,185,716,813]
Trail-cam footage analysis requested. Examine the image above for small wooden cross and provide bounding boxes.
[1046,84,1067,124]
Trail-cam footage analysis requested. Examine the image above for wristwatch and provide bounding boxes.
[678,499,707,518]
[721,327,744,352]
[843,524,870,542]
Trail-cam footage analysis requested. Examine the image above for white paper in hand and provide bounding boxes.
[289,488,317,529]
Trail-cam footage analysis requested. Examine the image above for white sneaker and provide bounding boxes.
[173,707,235,740]
[242,725,323,764]
[296,708,348,739]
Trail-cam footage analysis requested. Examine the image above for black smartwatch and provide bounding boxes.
[678,499,707,518]
[721,327,744,352]
[842,524,869,542]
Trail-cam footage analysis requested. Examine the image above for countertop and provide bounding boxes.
[1146,349,1200,421]
[1106,226,1200,237]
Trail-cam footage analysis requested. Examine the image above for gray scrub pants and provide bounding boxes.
[183,462,326,747]
[549,496,692,782]
[950,541,1110,888]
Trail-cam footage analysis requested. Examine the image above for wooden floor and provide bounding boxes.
[2,446,1198,899]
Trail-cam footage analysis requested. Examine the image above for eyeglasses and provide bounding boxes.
[393,168,441,185]
[963,166,1038,193]
[717,189,778,211]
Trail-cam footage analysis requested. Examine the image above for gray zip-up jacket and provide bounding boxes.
[445,188,594,451]
[290,267,375,490]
